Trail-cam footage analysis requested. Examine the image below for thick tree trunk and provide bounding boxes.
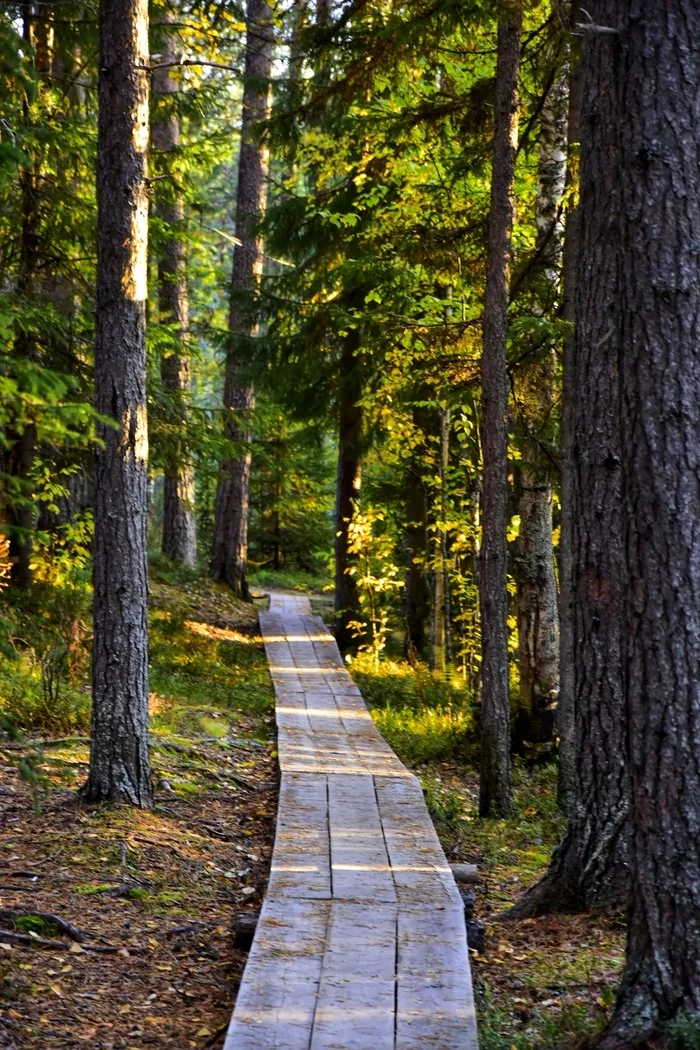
[83,0,152,808]
[515,52,566,743]
[478,7,522,818]
[153,15,196,569]
[334,331,362,651]
[598,4,700,1045]
[557,5,583,810]
[210,0,273,598]
[507,0,627,916]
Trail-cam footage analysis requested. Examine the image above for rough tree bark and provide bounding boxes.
[515,51,566,743]
[478,5,522,818]
[334,329,362,651]
[556,2,583,810]
[507,0,627,916]
[210,0,273,598]
[598,3,700,1044]
[83,0,152,808]
[153,13,197,569]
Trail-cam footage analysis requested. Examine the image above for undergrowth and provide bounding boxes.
[348,651,474,763]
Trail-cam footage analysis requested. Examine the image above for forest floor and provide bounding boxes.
[0,569,626,1050]
[0,570,278,1050]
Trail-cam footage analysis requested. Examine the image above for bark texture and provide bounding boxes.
[599,3,700,1044]
[334,330,362,651]
[153,16,197,569]
[478,7,522,818]
[508,0,627,916]
[83,0,152,808]
[211,0,273,598]
[557,4,583,809]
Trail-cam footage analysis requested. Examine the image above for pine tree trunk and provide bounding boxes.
[334,330,362,651]
[515,52,566,743]
[210,0,273,598]
[507,0,627,916]
[83,0,152,808]
[598,3,700,1044]
[478,6,522,818]
[404,463,429,659]
[153,15,197,569]
[557,5,583,810]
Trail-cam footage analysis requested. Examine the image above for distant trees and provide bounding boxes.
[83,0,152,807]
[210,0,273,598]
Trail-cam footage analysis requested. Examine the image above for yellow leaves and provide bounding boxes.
[69,941,86,954]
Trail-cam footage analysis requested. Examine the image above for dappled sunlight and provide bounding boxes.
[185,619,257,645]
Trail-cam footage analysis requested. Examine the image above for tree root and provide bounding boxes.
[0,909,86,942]
[0,928,145,954]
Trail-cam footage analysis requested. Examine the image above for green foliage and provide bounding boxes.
[351,652,474,763]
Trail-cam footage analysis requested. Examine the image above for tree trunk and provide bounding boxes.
[432,407,451,673]
[478,6,522,818]
[153,14,197,569]
[557,4,583,810]
[404,464,429,659]
[83,0,152,808]
[507,0,627,916]
[515,50,566,744]
[598,3,700,1044]
[334,330,362,651]
[516,475,559,740]
[210,0,273,598]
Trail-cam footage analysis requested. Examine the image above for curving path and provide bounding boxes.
[224,592,478,1050]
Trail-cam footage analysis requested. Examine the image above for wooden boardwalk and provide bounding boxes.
[224,592,478,1050]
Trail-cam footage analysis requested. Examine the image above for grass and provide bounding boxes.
[348,651,475,764]
[248,566,332,595]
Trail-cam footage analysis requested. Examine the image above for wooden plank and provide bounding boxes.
[224,897,330,1050]
[268,773,331,899]
[396,904,479,1050]
[310,901,397,1050]
[375,775,462,907]
[328,774,396,903]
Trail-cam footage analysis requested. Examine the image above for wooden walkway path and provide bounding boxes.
[224,592,478,1050]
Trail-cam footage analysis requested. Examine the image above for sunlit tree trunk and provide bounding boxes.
[153,13,196,568]
[210,0,273,599]
[83,0,152,808]
[599,3,700,1044]
[479,5,522,818]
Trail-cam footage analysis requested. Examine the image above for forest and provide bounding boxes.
[0,1,699,1049]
